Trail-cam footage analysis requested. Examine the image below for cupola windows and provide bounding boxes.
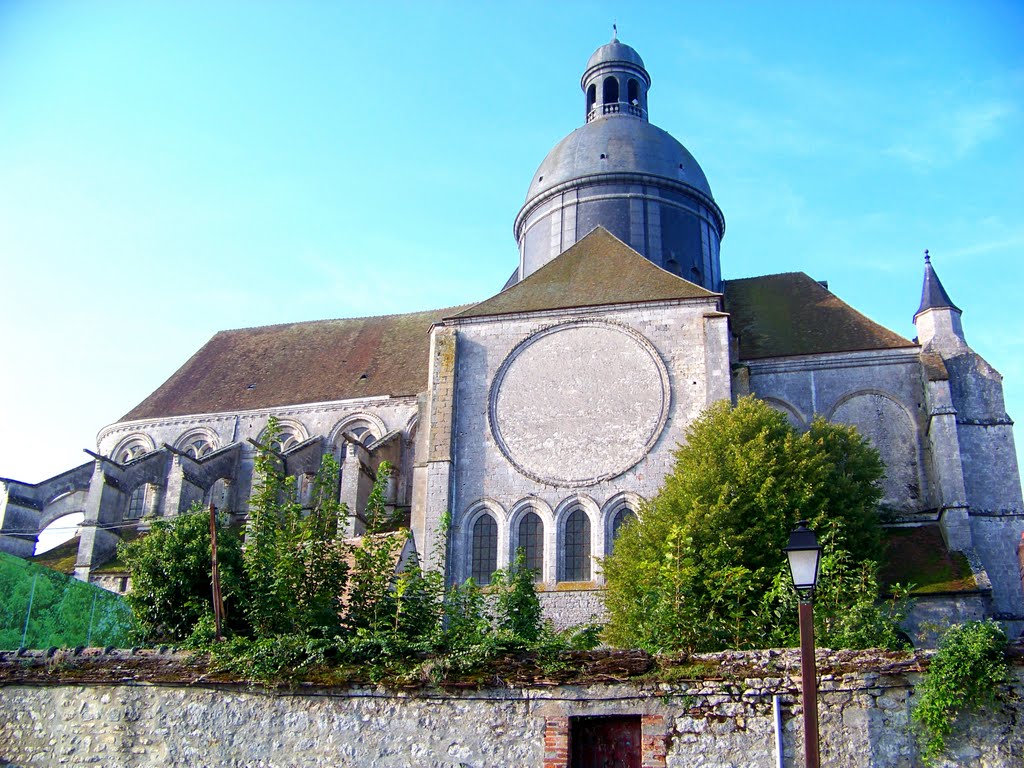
[602,76,619,108]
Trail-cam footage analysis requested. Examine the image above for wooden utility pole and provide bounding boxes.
[209,502,225,641]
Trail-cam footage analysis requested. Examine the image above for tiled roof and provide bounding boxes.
[122,306,471,421]
[453,227,715,320]
[724,272,915,360]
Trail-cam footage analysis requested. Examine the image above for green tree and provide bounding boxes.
[242,419,352,638]
[119,506,245,642]
[602,396,899,653]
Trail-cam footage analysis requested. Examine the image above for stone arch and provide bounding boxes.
[601,491,644,555]
[259,417,308,453]
[828,390,924,511]
[328,412,387,452]
[174,427,220,459]
[509,497,555,583]
[461,498,507,585]
[760,396,807,430]
[37,494,87,532]
[34,511,84,555]
[111,434,156,465]
[554,494,600,583]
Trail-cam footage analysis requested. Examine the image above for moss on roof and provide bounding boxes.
[454,227,715,320]
[123,306,472,421]
[724,272,915,360]
[29,536,80,575]
[880,526,978,595]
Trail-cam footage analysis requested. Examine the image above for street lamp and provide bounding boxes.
[784,521,823,768]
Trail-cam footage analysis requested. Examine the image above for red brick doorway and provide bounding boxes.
[570,715,641,768]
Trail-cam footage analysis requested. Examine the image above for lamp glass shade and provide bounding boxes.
[784,522,822,591]
[786,547,821,591]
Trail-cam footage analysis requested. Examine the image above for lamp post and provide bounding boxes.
[784,521,823,768]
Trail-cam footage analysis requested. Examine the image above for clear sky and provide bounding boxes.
[2,1,1022,497]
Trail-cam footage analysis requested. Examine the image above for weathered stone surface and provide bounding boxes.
[1,649,1022,767]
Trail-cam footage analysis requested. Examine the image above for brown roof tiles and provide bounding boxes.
[724,272,915,360]
[122,306,471,421]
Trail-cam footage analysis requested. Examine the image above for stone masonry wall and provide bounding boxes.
[2,649,1023,767]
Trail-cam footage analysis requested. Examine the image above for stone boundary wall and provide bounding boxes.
[1,648,1022,767]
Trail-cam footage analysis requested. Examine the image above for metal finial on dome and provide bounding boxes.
[612,22,618,41]
[924,249,930,263]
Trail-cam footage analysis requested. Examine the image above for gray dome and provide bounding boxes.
[584,41,645,74]
[525,116,714,203]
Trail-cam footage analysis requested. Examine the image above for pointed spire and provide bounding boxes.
[916,249,960,318]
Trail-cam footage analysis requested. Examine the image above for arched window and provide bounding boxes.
[627,78,639,104]
[263,421,306,453]
[182,437,215,459]
[126,485,148,519]
[562,508,591,581]
[518,512,544,582]
[348,425,376,447]
[115,439,150,465]
[471,514,498,585]
[587,83,597,115]
[602,76,619,105]
[611,507,635,545]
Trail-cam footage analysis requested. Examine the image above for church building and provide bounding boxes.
[3,38,1022,639]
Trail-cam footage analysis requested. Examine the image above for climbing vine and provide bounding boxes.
[912,620,1010,764]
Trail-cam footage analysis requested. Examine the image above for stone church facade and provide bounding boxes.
[3,38,1022,637]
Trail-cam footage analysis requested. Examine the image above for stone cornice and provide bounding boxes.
[96,395,420,445]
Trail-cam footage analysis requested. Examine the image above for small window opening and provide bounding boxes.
[562,508,591,581]
[126,485,147,520]
[602,76,619,105]
[471,514,498,585]
[611,507,635,547]
[627,78,639,104]
[519,511,544,582]
[586,83,597,112]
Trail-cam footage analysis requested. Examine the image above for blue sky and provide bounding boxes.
[1,1,1022,496]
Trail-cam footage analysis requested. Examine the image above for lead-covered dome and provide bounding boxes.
[584,40,646,74]
[512,38,725,291]
[524,118,714,202]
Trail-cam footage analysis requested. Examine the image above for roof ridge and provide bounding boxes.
[213,303,477,335]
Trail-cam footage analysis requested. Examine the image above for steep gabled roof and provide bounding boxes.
[453,227,716,320]
[122,306,471,421]
[724,272,915,360]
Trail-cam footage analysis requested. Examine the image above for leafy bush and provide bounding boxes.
[602,396,903,653]
[123,421,592,683]
[912,620,1010,763]
[119,506,245,642]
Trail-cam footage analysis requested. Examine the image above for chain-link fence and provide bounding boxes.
[0,552,132,649]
